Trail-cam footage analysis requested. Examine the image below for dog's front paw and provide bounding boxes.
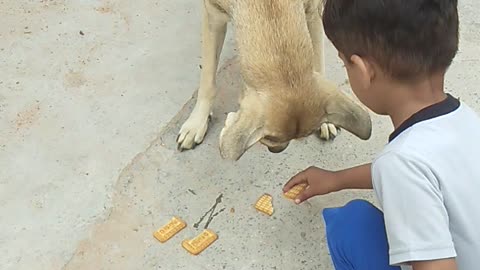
[318,122,339,141]
[177,114,211,151]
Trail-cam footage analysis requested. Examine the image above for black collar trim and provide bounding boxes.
[389,94,460,142]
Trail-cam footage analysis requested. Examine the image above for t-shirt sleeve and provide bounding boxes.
[372,151,457,266]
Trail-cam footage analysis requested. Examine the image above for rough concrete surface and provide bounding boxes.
[0,1,479,270]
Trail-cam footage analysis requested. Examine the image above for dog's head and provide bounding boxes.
[219,73,372,160]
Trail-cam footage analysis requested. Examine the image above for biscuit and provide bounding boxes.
[153,216,187,243]
[182,229,218,255]
[254,193,274,216]
[283,183,307,200]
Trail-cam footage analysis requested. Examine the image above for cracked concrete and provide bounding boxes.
[1,1,480,270]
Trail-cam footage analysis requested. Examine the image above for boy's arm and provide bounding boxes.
[411,259,457,270]
[335,163,373,190]
[283,163,373,203]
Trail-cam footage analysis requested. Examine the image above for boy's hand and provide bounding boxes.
[283,166,339,204]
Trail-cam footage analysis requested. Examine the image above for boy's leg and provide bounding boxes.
[322,199,401,270]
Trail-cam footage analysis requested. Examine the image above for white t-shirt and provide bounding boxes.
[372,94,480,270]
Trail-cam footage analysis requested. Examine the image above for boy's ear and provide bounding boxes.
[350,54,375,87]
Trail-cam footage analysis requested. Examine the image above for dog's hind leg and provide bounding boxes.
[307,9,325,75]
[308,9,338,140]
[177,3,227,151]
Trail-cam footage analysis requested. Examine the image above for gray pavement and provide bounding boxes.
[0,1,479,269]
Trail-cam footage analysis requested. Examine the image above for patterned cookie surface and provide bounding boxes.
[254,193,274,216]
[182,229,218,255]
[283,183,307,200]
[153,216,186,243]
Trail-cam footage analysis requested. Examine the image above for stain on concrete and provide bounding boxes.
[15,103,41,130]
[94,1,130,29]
[0,94,7,114]
[64,71,87,88]
[95,3,113,14]
[40,0,65,8]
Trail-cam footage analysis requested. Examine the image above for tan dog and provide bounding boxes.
[177,0,372,160]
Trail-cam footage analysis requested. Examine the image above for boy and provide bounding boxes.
[283,1,480,270]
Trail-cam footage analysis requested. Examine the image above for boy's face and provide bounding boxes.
[338,52,388,115]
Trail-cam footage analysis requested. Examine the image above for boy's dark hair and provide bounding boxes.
[322,0,459,81]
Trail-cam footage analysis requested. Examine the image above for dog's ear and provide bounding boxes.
[324,91,372,140]
[313,73,372,140]
[219,109,264,160]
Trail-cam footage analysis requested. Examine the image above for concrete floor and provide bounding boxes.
[1,1,479,269]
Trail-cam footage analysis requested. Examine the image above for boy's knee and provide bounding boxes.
[344,199,378,213]
[322,199,378,221]
[323,200,398,270]
[322,199,383,237]
[322,200,386,260]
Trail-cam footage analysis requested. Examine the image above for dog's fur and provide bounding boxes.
[177,0,372,160]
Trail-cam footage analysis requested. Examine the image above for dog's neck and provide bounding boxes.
[232,0,315,90]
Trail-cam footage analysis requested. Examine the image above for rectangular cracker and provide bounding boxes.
[182,229,218,255]
[254,193,274,216]
[153,216,187,243]
[283,183,307,200]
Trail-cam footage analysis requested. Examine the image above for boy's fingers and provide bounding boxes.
[294,188,315,204]
[283,171,307,192]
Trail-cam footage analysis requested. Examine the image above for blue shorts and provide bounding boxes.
[322,199,401,270]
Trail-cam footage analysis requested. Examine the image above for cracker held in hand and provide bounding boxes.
[254,193,274,216]
[182,229,218,255]
[283,183,307,200]
[153,216,186,243]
